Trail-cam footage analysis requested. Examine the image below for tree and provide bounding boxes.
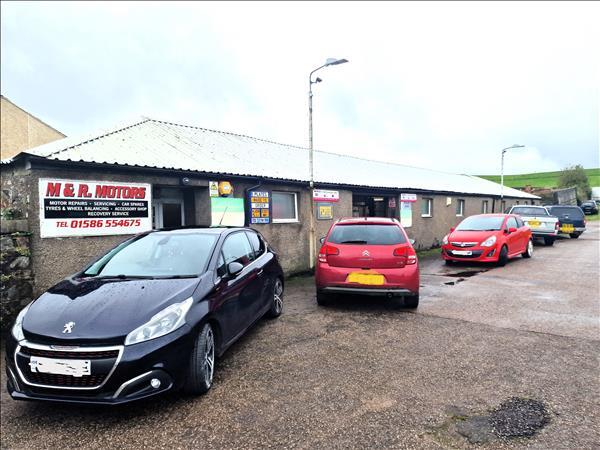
[558,165,591,202]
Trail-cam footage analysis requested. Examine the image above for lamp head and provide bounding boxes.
[325,58,349,66]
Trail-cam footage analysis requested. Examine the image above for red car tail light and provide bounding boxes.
[393,247,407,256]
[318,244,339,263]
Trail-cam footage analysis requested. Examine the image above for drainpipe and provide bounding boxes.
[244,179,263,227]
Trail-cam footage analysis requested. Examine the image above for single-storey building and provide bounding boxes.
[1,117,538,303]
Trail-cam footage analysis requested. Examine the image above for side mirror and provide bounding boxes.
[450,227,455,232]
[409,238,416,246]
[227,262,244,277]
[319,237,326,244]
[507,227,517,234]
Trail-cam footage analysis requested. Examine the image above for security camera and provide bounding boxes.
[315,77,322,83]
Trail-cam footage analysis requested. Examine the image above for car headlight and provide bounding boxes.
[12,302,32,342]
[442,235,449,245]
[125,297,193,346]
[481,235,497,247]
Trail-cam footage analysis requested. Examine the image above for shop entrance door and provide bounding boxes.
[153,199,185,228]
[352,194,397,218]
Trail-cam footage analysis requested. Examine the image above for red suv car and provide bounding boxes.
[315,218,419,308]
[441,214,533,266]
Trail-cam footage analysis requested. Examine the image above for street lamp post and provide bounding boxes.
[307,58,348,270]
[500,144,525,203]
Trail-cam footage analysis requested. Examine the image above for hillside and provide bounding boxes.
[479,168,600,189]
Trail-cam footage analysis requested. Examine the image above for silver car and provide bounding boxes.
[507,205,559,246]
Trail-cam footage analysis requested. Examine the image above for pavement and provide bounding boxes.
[1,223,599,449]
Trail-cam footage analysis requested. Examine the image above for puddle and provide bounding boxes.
[446,270,489,278]
[445,278,465,286]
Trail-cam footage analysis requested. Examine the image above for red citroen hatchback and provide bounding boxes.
[315,218,419,308]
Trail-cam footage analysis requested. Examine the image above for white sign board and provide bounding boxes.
[39,179,152,238]
[400,193,417,202]
[313,189,339,202]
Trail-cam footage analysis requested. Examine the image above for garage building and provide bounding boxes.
[1,117,538,298]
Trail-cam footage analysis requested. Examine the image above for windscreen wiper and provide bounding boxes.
[340,240,368,244]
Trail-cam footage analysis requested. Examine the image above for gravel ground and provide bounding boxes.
[1,224,598,449]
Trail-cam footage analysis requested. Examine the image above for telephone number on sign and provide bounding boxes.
[61,219,143,229]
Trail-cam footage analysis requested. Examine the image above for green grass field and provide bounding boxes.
[479,168,600,189]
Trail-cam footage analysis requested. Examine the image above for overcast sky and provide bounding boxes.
[1,1,598,175]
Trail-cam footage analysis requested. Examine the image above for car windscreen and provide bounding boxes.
[455,216,505,231]
[83,233,217,278]
[327,224,406,245]
[511,207,549,216]
[548,207,584,218]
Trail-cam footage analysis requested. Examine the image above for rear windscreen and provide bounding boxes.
[511,207,548,216]
[549,207,584,218]
[328,224,406,245]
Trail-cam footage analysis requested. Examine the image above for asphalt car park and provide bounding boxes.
[1,223,599,449]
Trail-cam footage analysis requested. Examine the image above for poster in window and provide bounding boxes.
[38,179,152,238]
[400,201,413,228]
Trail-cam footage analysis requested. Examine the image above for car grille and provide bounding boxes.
[450,242,477,248]
[448,250,484,258]
[21,347,120,359]
[25,372,108,388]
[16,343,121,390]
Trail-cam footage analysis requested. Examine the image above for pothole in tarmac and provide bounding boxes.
[429,397,551,445]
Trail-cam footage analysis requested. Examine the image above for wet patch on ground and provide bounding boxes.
[429,397,551,446]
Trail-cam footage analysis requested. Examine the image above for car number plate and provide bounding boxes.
[527,220,541,227]
[561,224,574,233]
[29,356,91,377]
[347,272,385,285]
[452,250,472,256]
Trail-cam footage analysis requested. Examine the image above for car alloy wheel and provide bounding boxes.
[184,322,215,395]
[266,278,284,318]
[523,240,533,258]
[204,326,215,387]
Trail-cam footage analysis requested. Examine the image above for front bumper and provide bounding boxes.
[441,245,498,262]
[5,325,194,405]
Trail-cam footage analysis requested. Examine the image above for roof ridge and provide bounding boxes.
[42,117,152,158]
[145,117,477,179]
[146,117,311,152]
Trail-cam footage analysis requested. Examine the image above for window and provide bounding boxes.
[456,215,505,231]
[272,192,298,223]
[481,200,489,213]
[221,232,256,269]
[421,198,433,217]
[456,199,465,216]
[515,217,524,228]
[328,224,406,245]
[245,231,265,257]
[511,206,548,216]
[501,201,506,213]
[83,232,217,278]
[506,217,518,230]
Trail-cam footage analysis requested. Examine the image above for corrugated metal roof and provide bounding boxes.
[4,117,538,199]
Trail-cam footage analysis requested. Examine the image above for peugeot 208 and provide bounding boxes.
[315,218,419,308]
[5,227,284,404]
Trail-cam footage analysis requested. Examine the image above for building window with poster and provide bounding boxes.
[421,198,433,217]
[456,199,465,217]
[272,192,298,223]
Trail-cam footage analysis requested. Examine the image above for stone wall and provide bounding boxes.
[0,220,33,331]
